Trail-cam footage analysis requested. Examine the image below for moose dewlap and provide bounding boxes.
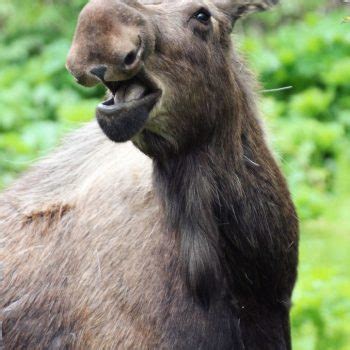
[1,1,298,349]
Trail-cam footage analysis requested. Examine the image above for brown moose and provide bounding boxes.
[1,1,298,349]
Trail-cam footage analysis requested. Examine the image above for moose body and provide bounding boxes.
[1,1,298,349]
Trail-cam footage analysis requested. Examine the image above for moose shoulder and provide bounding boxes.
[1,1,298,349]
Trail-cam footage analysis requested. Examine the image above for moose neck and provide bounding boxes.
[152,65,273,305]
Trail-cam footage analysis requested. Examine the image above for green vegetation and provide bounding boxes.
[1,1,349,348]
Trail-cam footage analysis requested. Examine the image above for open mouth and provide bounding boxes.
[96,72,161,143]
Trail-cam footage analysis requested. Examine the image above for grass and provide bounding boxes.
[292,210,350,349]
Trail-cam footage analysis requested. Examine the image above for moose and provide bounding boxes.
[1,0,299,349]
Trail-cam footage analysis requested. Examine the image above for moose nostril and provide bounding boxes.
[124,50,138,67]
[90,66,107,81]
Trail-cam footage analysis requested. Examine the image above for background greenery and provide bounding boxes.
[1,0,349,348]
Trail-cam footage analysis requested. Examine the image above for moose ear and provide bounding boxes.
[214,0,278,25]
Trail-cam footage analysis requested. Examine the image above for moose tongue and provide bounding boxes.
[114,82,146,104]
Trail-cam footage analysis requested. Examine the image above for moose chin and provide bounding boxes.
[1,1,298,349]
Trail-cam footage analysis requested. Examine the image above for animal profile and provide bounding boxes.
[2,1,298,349]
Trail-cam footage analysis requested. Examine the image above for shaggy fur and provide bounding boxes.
[1,0,298,349]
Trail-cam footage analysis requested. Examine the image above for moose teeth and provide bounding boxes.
[114,83,146,104]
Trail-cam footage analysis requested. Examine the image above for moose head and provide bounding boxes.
[66,0,278,158]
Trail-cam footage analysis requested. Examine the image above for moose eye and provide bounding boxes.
[193,9,211,24]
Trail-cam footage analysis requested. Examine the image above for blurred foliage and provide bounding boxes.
[241,4,350,221]
[0,0,349,349]
[0,0,103,186]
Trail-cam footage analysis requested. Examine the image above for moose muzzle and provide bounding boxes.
[66,0,161,143]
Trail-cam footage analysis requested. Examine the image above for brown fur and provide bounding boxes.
[2,1,298,349]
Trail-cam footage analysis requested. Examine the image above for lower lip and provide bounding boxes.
[95,90,162,143]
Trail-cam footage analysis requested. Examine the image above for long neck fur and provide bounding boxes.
[153,58,298,308]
